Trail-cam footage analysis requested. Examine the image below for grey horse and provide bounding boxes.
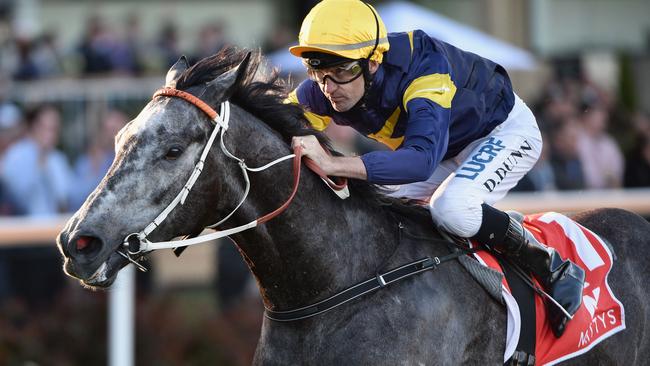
[57,48,650,365]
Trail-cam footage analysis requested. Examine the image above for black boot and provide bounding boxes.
[497,214,586,337]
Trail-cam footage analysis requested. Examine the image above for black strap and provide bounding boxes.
[499,259,536,365]
[265,252,463,322]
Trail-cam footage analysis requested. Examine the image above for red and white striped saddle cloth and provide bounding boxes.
[471,212,625,365]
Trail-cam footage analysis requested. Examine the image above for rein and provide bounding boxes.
[119,87,348,270]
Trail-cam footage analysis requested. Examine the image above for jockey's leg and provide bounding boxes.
[427,94,584,338]
[473,204,585,338]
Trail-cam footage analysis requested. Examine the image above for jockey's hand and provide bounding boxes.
[291,135,368,180]
[292,135,332,171]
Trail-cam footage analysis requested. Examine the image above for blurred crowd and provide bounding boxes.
[0,103,127,216]
[0,11,279,216]
[522,77,650,192]
[0,12,294,81]
[0,14,237,80]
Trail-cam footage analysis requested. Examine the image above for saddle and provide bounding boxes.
[461,212,625,365]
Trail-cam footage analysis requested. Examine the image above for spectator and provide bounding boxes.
[0,104,73,216]
[78,15,115,75]
[549,119,586,190]
[71,108,128,209]
[624,134,650,188]
[262,24,294,54]
[535,81,578,131]
[191,22,228,64]
[111,14,144,76]
[12,37,40,80]
[0,102,23,156]
[0,102,24,215]
[31,31,64,78]
[631,110,650,140]
[156,20,182,69]
[576,105,624,189]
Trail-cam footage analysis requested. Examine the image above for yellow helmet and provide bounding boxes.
[289,0,390,63]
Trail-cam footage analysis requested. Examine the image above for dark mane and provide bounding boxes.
[175,46,430,223]
[175,47,316,144]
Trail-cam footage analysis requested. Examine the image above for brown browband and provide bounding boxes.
[154,88,219,120]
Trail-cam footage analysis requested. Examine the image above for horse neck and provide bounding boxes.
[222,107,399,310]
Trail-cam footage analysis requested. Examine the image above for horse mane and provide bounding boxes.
[175,46,431,224]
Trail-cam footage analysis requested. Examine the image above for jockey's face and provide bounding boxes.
[316,61,379,112]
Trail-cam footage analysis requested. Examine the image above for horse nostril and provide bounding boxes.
[72,235,103,258]
[76,236,91,250]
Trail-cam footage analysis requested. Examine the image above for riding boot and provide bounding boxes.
[495,214,586,338]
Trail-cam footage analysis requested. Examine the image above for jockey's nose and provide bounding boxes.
[323,78,338,94]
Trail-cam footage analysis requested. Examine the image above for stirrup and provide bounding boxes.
[505,210,525,224]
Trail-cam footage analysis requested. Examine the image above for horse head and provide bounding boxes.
[57,49,276,288]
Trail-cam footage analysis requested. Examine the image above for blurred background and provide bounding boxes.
[0,0,649,365]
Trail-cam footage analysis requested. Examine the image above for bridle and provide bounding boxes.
[118,87,349,271]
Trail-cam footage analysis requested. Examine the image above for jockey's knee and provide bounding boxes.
[429,194,483,238]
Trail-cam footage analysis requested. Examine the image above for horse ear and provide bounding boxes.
[165,55,190,87]
[202,52,253,104]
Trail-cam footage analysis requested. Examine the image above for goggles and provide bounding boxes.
[306,61,364,85]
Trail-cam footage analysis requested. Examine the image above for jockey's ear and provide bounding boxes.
[165,55,190,87]
[368,60,380,74]
[201,52,252,105]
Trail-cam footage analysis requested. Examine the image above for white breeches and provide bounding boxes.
[387,94,542,237]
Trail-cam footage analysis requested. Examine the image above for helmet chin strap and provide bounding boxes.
[355,1,381,110]
[354,59,375,111]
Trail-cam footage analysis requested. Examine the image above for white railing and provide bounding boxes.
[1,188,649,366]
[494,188,650,214]
[3,188,649,247]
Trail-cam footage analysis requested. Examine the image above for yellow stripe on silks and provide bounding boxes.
[304,111,332,131]
[367,107,404,150]
[285,90,331,131]
[407,31,414,58]
[402,74,457,110]
[285,90,299,104]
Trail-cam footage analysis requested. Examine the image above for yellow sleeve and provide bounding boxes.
[285,90,332,132]
[284,90,300,105]
[402,74,457,110]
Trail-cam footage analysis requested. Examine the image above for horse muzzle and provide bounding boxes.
[57,229,126,287]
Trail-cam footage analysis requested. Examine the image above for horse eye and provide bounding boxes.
[165,147,183,160]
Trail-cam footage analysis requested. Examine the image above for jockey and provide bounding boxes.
[286,0,584,337]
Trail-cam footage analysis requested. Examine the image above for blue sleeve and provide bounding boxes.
[360,42,456,185]
[360,98,450,184]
